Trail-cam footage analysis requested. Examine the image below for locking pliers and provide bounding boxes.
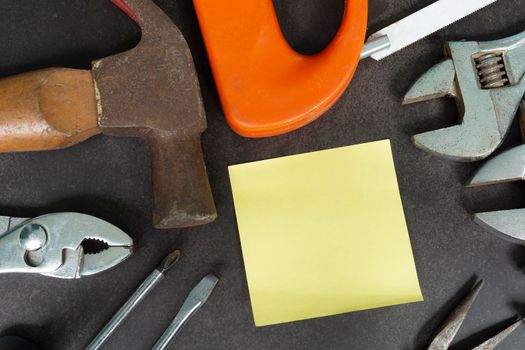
[0,212,133,278]
[403,31,525,161]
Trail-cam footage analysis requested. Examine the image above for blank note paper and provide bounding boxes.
[228,140,423,327]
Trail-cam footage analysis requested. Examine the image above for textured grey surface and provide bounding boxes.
[0,0,524,349]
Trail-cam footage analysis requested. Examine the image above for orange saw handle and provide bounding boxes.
[193,0,368,138]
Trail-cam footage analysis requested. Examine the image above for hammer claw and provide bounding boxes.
[93,0,217,228]
[0,0,216,229]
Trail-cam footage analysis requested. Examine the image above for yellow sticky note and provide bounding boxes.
[228,140,422,327]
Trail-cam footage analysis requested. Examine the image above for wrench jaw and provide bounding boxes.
[404,33,525,162]
[468,144,525,187]
[403,59,465,160]
[411,125,502,162]
[468,144,525,244]
[474,210,525,245]
[403,59,458,105]
[403,56,502,161]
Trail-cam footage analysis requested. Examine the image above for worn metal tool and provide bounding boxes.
[362,0,498,61]
[0,213,133,279]
[194,0,496,137]
[87,249,180,350]
[404,31,525,161]
[0,0,216,229]
[427,280,521,350]
[467,101,525,243]
[153,274,219,350]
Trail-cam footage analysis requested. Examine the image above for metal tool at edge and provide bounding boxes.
[360,0,498,60]
[86,249,181,350]
[152,274,219,350]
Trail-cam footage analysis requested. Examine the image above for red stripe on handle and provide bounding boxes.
[111,0,140,25]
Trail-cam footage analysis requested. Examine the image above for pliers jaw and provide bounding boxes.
[428,281,484,350]
[428,280,521,350]
[404,31,525,161]
[0,213,133,279]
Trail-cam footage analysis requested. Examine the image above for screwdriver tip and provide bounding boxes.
[157,249,181,274]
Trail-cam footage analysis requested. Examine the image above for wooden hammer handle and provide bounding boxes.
[0,68,100,152]
[147,131,217,228]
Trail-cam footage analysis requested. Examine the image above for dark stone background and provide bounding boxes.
[0,1,524,349]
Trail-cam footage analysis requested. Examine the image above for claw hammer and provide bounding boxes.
[0,0,217,229]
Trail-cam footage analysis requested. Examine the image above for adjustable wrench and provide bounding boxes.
[467,102,525,244]
[404,31,525,161]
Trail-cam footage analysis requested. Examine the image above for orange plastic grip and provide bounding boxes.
[193,0,368,137]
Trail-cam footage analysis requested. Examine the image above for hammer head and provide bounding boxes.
[92,0,216,228]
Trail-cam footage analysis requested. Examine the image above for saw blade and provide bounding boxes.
[366,0,498,61]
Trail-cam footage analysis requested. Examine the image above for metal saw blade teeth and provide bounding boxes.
[368,0,499,60]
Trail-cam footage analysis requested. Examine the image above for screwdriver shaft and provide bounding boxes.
[86,250,180,350]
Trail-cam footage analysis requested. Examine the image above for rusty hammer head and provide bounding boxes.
[92,0,216,228]
[0,0,215,229]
